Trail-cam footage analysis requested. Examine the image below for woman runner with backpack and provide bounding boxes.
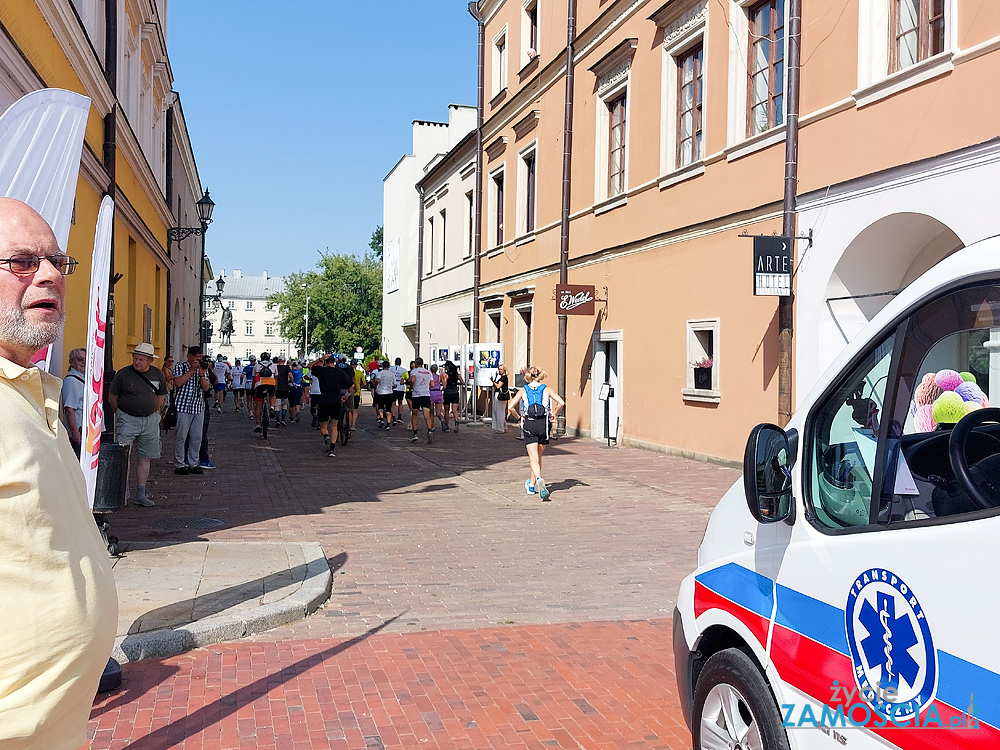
[505,366,564,500]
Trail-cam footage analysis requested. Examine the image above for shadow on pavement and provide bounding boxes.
[117,613,404,750]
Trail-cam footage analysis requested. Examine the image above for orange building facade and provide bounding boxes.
[466,0,1000,463]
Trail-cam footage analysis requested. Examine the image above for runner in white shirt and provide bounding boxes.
[309,366,322,428]
[407,357,435,444]
[389,358,407,425]
[212,355,231,413]
[230,359,247,413]
[373,360,396,429]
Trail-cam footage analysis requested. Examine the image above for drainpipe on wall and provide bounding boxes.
[415,184,425,360]
[468,2,485,348]
[778,0,802,427]
[164,105,173,355]
[556,0,577,436]
[103,0,118,380]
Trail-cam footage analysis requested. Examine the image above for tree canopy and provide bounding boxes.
[270,246,382,358]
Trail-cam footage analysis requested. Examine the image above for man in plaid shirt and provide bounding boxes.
[172,345,211,474]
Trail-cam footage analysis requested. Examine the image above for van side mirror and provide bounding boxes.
[744,423,795,524]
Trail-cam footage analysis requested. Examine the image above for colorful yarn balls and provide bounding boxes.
[932,391,967,425]
[913,372,943,409]
[934,369,964,392]
[960,371,977,383]
[964,401,984,415]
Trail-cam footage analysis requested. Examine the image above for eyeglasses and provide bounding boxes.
[0,253,78,276]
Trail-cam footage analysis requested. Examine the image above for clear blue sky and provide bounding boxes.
[167,1,478,279]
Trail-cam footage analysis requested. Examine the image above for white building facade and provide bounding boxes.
[382,105,476,361]
[205,270,299,363]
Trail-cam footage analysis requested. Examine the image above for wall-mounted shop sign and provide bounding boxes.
[556,284,596,315]
[753,236,792,296]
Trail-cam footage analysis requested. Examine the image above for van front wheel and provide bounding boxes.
[692,648,789,750]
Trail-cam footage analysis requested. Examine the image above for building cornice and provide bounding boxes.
[35,0,115,114]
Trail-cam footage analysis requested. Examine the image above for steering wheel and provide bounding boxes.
[948,407,1000,509]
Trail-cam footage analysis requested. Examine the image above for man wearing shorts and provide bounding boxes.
[274,355,291,426]
[408,357,435,444]
[373,360,396,429]
[288,360,304,422]
[243,356,257,419]
[252,352,277,433]
[230,358,245,412]
[212,354,230,413]
[350,358,365,431]
[310,354,355,456]
[109,342,167,506]
[389,357,407,425]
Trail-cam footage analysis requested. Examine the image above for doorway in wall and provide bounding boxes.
[591,330,623,444]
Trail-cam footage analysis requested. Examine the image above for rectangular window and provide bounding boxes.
[524,0,539,62]
[246,301,254,310]
[229,300,236,309]
[608,94,627,198]
[246,348,254,359]
[426,216,435,274]
[493,171,505,246]
[677,44,704,167]
[891,0,946,72]
[143,304,152,344]
[747,0,785,137]
[246,321,254,336]
[266,322,274,336]
[683,318,720,400]
[522,149,536,234]
[466,190,475,258]
[493,30,508,95]
[439,209,447,269]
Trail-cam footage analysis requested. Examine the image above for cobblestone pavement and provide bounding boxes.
[89,398,740,749]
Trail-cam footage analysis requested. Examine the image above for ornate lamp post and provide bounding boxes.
[168,190,217,346]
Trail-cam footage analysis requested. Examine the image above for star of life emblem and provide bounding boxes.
[845,569,937,721]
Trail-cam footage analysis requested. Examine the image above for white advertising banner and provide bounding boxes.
[473,343,503,387]
[0,88,91,371]
[80,196,114,507]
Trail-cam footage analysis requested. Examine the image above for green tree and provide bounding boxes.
[270,248,382,358]
[369,226,383,261]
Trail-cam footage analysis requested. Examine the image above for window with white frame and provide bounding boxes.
[465,190,475,258]
[439,209,447,269]
[246,300,254,310]
[426,215,435,274]
[857,0,955,96]
[522,0,539,65]
[266,322,275,336]
[747,0,785,137]
[518,143,537,237]
[591,39,636,205]
[228,300,236,309]
[684,318,720,398]
[492,28,508,97]
[246,348,254,359]
[246,321,254,336]
[658,2,709,175]
[489,166,506,248]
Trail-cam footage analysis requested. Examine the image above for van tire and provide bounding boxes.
[692,648,789,750]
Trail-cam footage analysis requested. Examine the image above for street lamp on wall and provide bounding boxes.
[167,189,215,242]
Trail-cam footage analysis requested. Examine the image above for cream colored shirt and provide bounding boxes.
[0,356,118,749]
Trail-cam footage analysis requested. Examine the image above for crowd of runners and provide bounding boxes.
[196,351,563,497]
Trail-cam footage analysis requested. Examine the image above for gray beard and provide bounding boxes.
[0,303,65,352]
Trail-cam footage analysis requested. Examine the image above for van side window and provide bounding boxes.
[807,334,896,529]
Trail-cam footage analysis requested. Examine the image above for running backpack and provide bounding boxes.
[258,362,273,378]
[524,384,548,419]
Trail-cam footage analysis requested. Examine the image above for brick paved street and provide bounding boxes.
[89,399,740,749]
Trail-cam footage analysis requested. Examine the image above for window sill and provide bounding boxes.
[489,88,508,108]
[514,232,536,246]
[726,127,786,163]
[518,55,540,80]
[594,194,628,216]
[681,388,720,403]
[853,51,954,109]
[659,160,706,190]
[487,246,505,258]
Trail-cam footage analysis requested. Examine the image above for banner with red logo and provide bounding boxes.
[556,284,596,316]
[80,196,114,507]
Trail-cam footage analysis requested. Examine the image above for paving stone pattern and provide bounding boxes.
[89,399,740,749]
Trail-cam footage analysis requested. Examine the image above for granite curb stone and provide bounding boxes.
[111,541,331,663]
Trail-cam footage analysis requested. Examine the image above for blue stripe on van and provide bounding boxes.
[695,563,774,620]
[774,582,849,656]
[937,651,1000,730]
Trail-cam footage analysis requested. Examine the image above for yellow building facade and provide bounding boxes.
[0,1,205,371]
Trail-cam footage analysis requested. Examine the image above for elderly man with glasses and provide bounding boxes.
[0,198,116,749]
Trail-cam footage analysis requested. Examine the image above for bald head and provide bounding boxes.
[0,198,66,366]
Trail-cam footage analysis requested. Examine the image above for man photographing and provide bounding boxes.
[0,198,117,748]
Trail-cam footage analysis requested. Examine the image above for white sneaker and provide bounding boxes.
[535,477,550,501]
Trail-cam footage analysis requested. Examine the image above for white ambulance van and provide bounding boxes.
[674,237,1000,750]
